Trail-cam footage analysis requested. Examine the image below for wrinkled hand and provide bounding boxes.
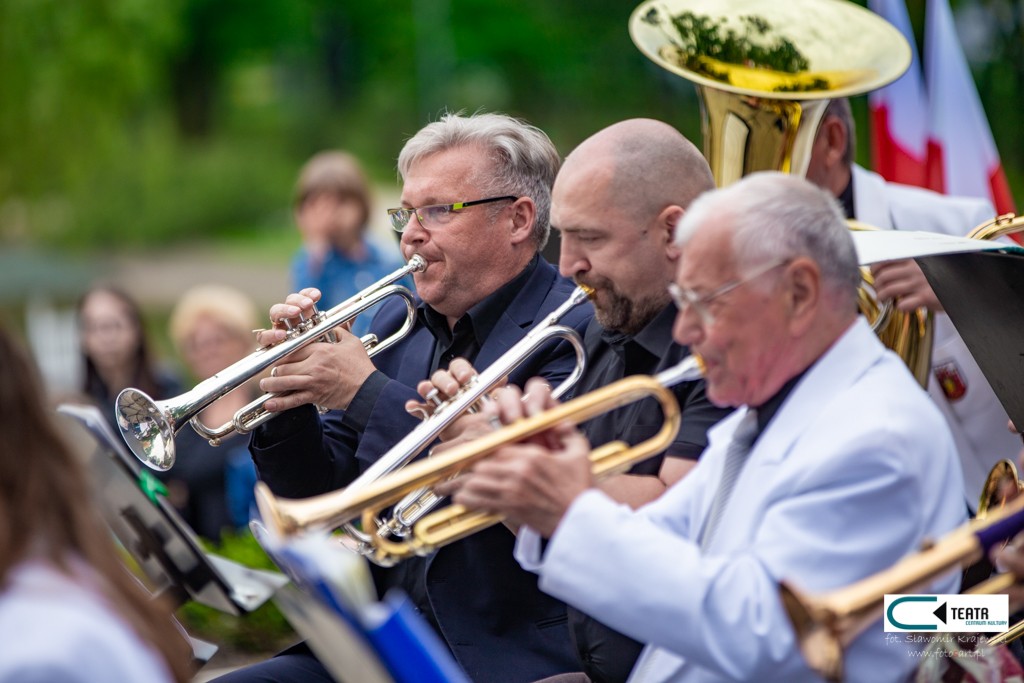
[256,288,374,412]
[437,378,594,537]
[870,259,943,312]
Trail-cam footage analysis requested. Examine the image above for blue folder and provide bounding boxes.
[252,521,469,683]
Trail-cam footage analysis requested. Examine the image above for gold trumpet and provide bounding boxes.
[781,461,1024,682]
[255,355,704,567]
[116,255,426,471]
[970,459,1024,646]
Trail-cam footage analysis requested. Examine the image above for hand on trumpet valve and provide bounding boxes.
[405,358,507,439]
[869,260,943,312]
[256,287,375,413]
[435,378,595,538]
[254,287,324,347]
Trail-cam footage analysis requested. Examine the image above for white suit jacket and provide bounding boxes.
[517,318,966,683]
[852,164,1018,502]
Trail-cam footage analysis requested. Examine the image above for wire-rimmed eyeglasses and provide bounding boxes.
[387,195,519,233]
[668,258,791,324]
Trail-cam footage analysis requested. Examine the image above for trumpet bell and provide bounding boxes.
[628,0,911,185]
[117,388,178,471]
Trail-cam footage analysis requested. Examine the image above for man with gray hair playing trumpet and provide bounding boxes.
[444,172,967,682]
[218,112,591,683]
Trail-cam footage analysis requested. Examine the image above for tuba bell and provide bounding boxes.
[628,0,935,387]
[628,0,910,185]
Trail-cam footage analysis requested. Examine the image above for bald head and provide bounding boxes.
[559,119,714,220]
[552,119,715,335]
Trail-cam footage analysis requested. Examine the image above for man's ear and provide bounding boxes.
[659,205,685,260]
[820,116,848,170]
[786,258,821,335]
[509,197,537,245]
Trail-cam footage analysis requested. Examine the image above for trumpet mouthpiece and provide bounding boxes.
[407,254,427,272]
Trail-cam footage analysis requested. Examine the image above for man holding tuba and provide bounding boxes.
[805,97,1021,507]
[444,173,967,682]
[417,118,731,683]
[218,112,592,683]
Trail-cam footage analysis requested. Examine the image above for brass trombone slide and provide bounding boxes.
[116,255,426,471]
[780,494,1024,683]
[255,355,704,567]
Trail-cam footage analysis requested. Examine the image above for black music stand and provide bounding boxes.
[917,249,1024,430]
[849,228,1024,427]
[56,403,288,664]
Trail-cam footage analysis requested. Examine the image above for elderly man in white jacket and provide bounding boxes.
[805,97,1018,503]
[445,173,967,683]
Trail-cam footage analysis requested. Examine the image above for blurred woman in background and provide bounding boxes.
[77,285,181,433]
[0,322,192,683]
[164,284,261,540]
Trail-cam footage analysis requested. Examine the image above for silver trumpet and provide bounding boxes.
[339,285,593,553]
[116,255,427,471]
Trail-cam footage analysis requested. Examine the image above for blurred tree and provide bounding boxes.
[0,0,180,202]
[0,0,1018,252]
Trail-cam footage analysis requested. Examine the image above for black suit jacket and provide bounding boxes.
[251,257,592,683]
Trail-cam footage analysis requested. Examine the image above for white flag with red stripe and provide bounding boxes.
[867,0,929,188]
[924,0,1016,216]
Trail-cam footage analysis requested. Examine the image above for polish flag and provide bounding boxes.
[924,0,1017,219]
[867,0,929,188]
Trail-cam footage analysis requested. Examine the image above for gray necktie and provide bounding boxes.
[700,409,759,550]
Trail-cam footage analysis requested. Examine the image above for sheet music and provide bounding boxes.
[851,230,1021,265]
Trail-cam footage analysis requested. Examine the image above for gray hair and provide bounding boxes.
[397,112,561,249]
[675,172,860,305]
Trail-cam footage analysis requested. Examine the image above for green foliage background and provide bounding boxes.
[5,0,1014,257]
[0,0,703,254]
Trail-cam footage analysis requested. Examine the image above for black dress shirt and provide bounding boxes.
[568,303,732,683]
[576,303,730,469]
[342,254,540,434]
[367,255,544,632]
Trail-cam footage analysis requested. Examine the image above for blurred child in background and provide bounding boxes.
[291,150,411,338]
